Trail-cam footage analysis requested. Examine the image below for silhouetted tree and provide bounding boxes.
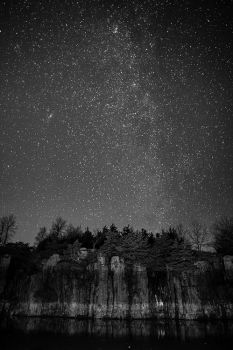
[65,224,83,243]
[35,226,47,245]
[213,216,233,255]
[102,225,109,235]
[150,228,194,271]
[147,232,156,245]
[119,230,151,265]
[162,227,182,242]
[94,229,107,249]
[188,221,209,251]
[100,230,121,262]
[80,227,94,249]
[109,223,118,234]
[135,228,155,245]
[122,225,133,236]
[101,228,151,265]
[50,217,66,239]
[0,214,17,245]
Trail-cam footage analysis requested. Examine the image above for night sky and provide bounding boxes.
[1,0,233,243]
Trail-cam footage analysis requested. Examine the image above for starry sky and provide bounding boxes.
[1,0,233,243]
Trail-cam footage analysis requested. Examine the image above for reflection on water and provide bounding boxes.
[1,317,233,349]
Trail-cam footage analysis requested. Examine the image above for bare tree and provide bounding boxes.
[50,217,66,238]
[35,226,47,245]
[188,221,209,251]
[0,214,17,245]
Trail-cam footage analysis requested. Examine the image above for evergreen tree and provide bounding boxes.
[81,227,94,249]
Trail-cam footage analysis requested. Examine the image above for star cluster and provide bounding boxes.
[1,0,233,242]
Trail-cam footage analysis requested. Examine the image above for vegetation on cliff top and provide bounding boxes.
[0,215,233,274]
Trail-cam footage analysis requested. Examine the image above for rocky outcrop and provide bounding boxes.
[1,254,233,320]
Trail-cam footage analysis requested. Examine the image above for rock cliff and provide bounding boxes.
[1,254,233,320]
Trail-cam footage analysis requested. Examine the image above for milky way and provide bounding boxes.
[1,0,233,242]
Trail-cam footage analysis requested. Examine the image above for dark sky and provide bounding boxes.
[1,0,233,243]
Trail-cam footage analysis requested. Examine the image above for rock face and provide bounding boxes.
[1,254,233,320]
[0,255,11,296]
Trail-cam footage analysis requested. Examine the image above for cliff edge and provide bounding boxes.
[1,253,233,320]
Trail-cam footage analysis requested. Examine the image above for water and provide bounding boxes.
[1,317,233,350]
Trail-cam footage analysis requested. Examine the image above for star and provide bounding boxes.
[0,0,232,243]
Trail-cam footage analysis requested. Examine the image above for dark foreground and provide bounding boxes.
[1,317,233,350]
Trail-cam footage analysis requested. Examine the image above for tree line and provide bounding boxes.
[1,214,233,258]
